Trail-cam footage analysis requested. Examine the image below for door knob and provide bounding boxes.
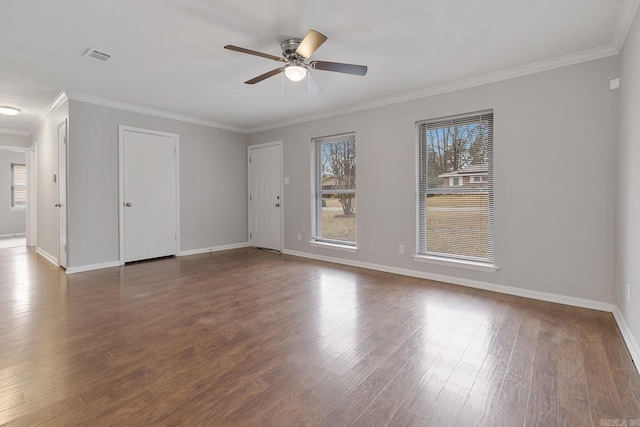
[125,202,133,207]
[54,203,62,207]
[275,203,280,207]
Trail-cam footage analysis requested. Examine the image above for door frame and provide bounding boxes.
[57,120,68,268]
[247,141,283,251]
[118,125,180,265]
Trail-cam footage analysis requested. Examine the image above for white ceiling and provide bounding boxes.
[0,0,637,135]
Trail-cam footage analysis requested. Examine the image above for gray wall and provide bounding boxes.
[617,11,640,356]
[0,133,30,148]
[249,56,619,303]
[67,100,248,268]
[30,100,69,260]
[0,149,26,235]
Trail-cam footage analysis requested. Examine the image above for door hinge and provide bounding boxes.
[250,232,252,239]
[64,244,67,252]
[249,194,252,201]
[249,157,251,163]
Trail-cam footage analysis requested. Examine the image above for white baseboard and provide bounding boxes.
[178,242,249,256]
[282,249,614,312]
[35,247,58,266]
[612,306,640,375]
[0,233,26,238]
[66,261,121,274]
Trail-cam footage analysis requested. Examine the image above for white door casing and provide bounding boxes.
[248,142,282,251]
[57,120,68,268]
[119,126,179,263]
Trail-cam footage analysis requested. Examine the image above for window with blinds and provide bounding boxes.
[417,111,493,263]
[11,163,26,208]
[313,133,356,245]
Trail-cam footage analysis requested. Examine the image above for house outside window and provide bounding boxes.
[312,133,356,246]
[417,111,494,264]
[11,163,26,209]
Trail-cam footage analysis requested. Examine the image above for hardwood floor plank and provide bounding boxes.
[0,247,638,425]
[524,327,559,426]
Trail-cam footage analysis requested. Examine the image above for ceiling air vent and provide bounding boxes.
[83,48,111,62]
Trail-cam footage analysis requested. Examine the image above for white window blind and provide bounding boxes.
[313,133,356,245]
[11,163,26,208]
[418,111,494,263]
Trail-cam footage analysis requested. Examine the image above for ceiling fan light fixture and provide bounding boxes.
[284,64,307,82]
[0,106,21,116]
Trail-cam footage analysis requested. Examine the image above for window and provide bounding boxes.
[417,111,493,264]
[11,163,26,209]
[313,133,356,246]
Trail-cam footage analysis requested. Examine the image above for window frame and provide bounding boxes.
[10,162,26,209]
[415,110,496,271]
[311,132,357,249]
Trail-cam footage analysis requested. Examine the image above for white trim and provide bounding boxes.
[0,145,28,152]
[309,241,358,253]
[0,128,29,136]
[612,0,640,51]
[66,261,121,274]
[248,45,618,133]
[28,92,68,135]
[66,92,247,134]
[282,249,614,312]
[247,141,284,252]
[0,233,26,238]
[178,242,249,256]
[36,247,58,266]
[118,126,180,264]
[413,254,498,273]
[612,306,640,375]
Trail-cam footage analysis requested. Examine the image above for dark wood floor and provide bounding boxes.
[0,247,638,426]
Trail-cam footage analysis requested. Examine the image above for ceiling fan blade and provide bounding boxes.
[245,67,283,84]
[295,30,327,59]
[311,61,368,76]
[224,45,285,62]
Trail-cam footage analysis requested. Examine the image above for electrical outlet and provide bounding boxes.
[628,283,632,302]
[399,244,405,254]
[297,233,302,241]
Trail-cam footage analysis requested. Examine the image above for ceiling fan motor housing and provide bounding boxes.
[280,38,303,59]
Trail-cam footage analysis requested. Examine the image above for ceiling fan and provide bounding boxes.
[224,30,368,86]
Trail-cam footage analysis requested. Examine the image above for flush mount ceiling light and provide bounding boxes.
[0,106,21,116]
[284,63,307,82]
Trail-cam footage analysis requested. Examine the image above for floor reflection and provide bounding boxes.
[317,270,359,358]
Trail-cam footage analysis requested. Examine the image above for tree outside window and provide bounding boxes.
[313,133,356,245]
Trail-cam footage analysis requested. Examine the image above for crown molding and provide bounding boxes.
[0,128,29,136]
[248,44,619,133]
[65,92,248,134]
[612,0,640,51]
[28,92,69,135]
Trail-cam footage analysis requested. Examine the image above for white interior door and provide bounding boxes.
[121,129,177,263]
[249,143,282,251]
[57,120,67,268]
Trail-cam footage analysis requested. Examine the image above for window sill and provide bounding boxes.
[309,240,358,253]
[413,254,498,273]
